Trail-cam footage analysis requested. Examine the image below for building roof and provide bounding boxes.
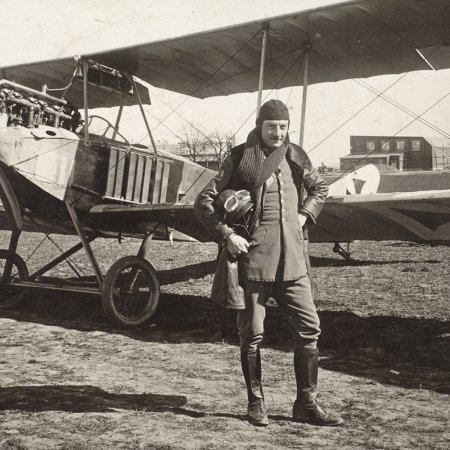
[340,153,402,159]
[423,137,450,149]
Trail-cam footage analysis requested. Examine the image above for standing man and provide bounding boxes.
[194,99,343,427]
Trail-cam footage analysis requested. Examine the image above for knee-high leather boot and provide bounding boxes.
[241,349,269,426]
[293,348,344,426]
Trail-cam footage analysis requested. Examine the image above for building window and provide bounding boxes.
[396,140,405,151]
[366,141,375,152]
[381,140,390,152]
[411,139,421,151]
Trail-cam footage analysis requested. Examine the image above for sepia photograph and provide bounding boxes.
[0,1,449,448]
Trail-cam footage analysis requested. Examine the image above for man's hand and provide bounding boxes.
[226,233,250,258]
[298,212,309,228]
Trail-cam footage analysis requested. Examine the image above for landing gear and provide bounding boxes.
[0,164,163,327]
[0,166,28,308]
[101,256,160,328]
[0,249,28,308]
[67,202,161,326]
[333,242,354,262]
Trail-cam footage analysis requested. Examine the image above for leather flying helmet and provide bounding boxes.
[216,189,253,225]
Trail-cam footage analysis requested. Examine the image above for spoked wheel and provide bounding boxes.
[101,256,160,327]
[0,249,29,308]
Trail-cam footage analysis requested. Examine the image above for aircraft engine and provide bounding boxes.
[0,80,81,132]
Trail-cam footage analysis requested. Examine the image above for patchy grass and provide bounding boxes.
[0,232,449,449]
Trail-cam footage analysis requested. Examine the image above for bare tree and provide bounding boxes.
[209,129,235,166]
[178,124,235,168]
[179,123,208,161]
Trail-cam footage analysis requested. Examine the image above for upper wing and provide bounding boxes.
[2,0,449,100]
[311,189,450,244]
[0,60,150,109]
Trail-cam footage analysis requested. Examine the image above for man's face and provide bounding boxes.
[260,120,289,149]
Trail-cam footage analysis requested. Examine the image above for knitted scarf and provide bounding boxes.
[236,128,289,190]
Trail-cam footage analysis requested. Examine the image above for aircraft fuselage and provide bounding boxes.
[0,80,215,239]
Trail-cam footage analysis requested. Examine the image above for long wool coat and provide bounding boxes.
[194,139,328,282]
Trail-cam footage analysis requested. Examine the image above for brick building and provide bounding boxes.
[340,135,450,172]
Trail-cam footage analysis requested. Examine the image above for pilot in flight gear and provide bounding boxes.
[194,99,344,427]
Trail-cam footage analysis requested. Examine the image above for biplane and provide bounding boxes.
[1,0,450,327]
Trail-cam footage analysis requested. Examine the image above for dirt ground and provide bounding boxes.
[0,232,449,449]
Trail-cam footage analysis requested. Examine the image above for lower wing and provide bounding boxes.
[89,202,203,241]
[312,190,450,244]
[3,190,450,245]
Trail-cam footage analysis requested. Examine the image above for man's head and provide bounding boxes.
[256,99,290,150]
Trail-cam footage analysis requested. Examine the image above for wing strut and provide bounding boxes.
[256,25,269,114]
[82,59,89,144]
[132,77,158,156]
[112,94,125,141]
[299,47,310,147]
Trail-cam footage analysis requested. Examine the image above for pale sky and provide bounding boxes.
[1,0,449,167]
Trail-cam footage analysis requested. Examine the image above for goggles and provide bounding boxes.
[216,189,253,225]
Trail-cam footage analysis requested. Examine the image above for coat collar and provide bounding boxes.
[286,143,303,168]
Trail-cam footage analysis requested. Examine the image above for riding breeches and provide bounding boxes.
[237,276,321,352]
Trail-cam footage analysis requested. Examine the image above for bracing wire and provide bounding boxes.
[310,49,450,142]
[329,91,450,184]
[7,25,270,274]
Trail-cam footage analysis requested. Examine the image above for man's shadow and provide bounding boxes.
[0,385,249,421]
[0,385,190,414]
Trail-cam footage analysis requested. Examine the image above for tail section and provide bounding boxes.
[327,164,380,197]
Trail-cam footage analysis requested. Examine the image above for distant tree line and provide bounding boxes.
[178,124,235,168]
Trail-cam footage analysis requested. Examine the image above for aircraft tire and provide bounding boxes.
[101,255,160,328]
[0,249,29,309]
